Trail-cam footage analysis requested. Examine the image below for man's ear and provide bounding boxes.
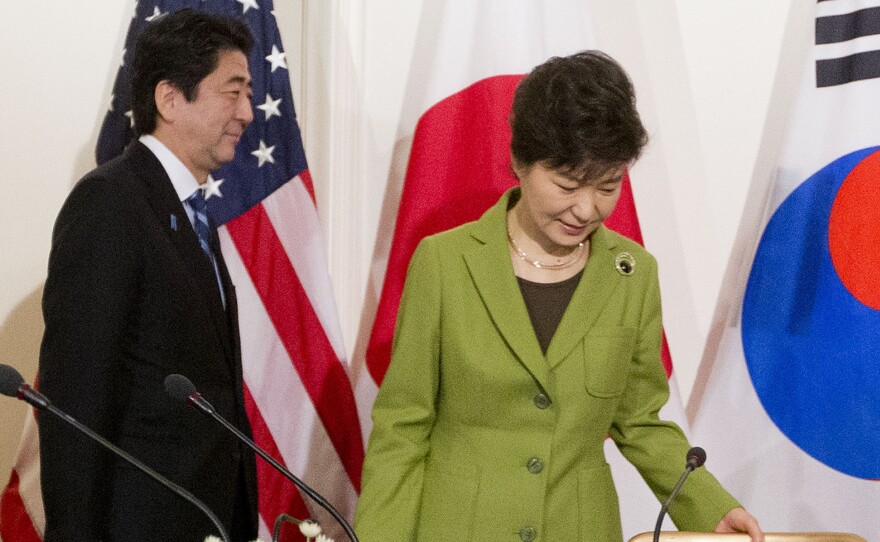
[154,80,181,123]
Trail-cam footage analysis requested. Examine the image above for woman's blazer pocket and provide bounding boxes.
[583,326,636,398]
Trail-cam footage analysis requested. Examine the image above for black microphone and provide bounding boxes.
[0,364,231,542]
[653,447,707,542]
[0,363,49,408]
[164,373,360,542]
[0,364,26,397]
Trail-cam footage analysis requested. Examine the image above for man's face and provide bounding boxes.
[173,49,253,181]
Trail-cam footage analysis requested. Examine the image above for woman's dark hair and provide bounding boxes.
[509,50,648,179]
[130,9,253,135]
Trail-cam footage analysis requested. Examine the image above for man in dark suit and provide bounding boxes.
[38,10,258,541]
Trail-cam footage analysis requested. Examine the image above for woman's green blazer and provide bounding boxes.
[355,189,740,541]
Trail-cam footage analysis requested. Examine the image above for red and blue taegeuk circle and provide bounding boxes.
[742,146,880,479]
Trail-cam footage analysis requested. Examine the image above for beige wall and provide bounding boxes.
[0,0,792,533]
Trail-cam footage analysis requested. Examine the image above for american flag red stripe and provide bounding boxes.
[298,170,316,205]
[0,409,44,539]
[226,199,364,488]
[0,471,41,542]
[220,174,362,541]
[242,385,311,532]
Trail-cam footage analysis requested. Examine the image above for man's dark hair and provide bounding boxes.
[130,9,253,135]
[509,50,648,180]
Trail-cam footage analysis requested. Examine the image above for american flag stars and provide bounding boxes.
[256,94,282,120]
[145,6,163,22]
[251,140,276,167]
[265,45,287,72]
[236,0,260,13]
[202,175,224,200]
[96,0,302,210]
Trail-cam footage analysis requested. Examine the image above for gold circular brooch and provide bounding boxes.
[615,252,636,276]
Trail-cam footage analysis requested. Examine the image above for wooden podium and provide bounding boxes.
[628,533,867,542]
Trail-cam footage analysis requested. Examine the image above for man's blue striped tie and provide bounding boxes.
[187,190,213,259]
[187,189,225,307]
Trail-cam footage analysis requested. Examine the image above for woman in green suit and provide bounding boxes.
[355,51,763,542]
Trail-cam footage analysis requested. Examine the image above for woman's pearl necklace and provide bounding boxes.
[507,230,585,270]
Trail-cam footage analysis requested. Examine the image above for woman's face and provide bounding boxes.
[513,161,625,253]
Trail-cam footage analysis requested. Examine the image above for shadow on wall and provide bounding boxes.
[0,285,44,494]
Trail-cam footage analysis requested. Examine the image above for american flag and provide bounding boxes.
[0,1,364,540]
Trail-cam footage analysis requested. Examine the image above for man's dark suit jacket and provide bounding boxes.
[38,141,258,541]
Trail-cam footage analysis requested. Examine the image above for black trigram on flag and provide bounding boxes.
[816,3,880,87]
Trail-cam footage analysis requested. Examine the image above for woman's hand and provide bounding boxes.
[714,507,764,542]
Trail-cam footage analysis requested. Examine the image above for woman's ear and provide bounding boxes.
[510,154,529,180]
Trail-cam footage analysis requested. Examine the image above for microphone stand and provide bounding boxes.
[189,393,360,542]
[273,513,300,542]
[652,465,694,542]
[15,385,231,542]
[653,447,706,542]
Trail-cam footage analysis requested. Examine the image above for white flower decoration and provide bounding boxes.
[299,520,322,538]
[316,534,335,542]
[203,537,222,542]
